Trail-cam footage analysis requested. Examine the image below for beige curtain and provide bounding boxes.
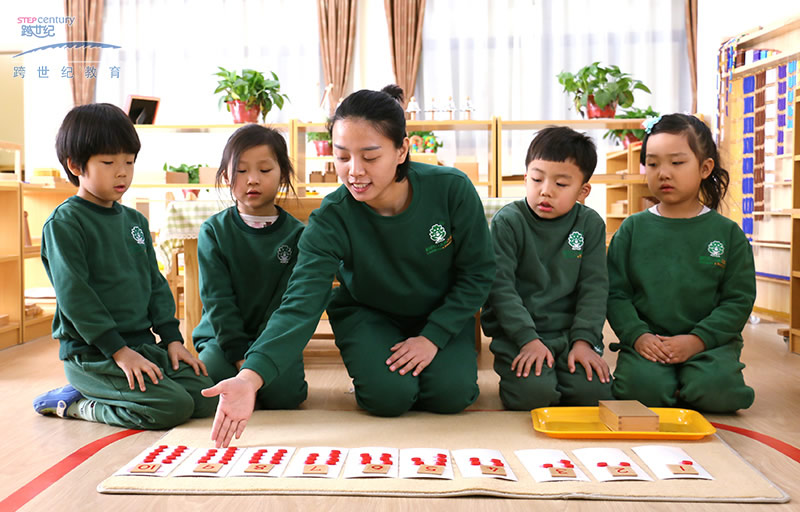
[685,0,698,113]
[65,0,104,106]
[384,0,425,107]
[318,0,358,116]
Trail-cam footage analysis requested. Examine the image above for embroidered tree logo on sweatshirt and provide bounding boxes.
[277,245,292,264]
[707,240,724,258]
[568,231,584,251]
[429,224,447,244]
[130,226,145,245]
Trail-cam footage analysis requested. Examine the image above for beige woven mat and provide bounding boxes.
[98,410,789,502]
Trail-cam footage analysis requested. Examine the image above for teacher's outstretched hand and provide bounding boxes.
[201,368,263,448]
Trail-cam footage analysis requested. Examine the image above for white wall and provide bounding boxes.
[697,2,800,127]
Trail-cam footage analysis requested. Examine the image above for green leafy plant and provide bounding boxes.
[557,62,650,116]
[163,163,204,184]
[603,106,660,145]
[213,67,289,121]
[307,130,331,142]
[409,130,444,153]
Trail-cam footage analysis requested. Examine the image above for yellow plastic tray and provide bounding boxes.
[531,406,716,440]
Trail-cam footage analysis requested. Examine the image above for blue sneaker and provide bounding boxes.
[33,385,83,418]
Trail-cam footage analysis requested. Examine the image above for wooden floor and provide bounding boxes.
[1,320,798,511]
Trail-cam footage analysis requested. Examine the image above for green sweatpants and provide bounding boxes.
[490,332,613,410]
[328,298,479,417]
[63,343,218,429]
[611,341,754,413]
[197,340,307,409]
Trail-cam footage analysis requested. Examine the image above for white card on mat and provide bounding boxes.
[342,447,399,479]
[452,449,517,481]
[115,444,195,477]
[572,447,653,482]
[227,446,296,478]
[632,445,713,480]
[399,448,454,479]
[514,449,590,482]
[284,446,348,478]
[171,446,246,477]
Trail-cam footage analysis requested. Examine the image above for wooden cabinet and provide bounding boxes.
[21,183,75,341]
[717,17,800,322]
[0,182,22,348]
[791,94,800,353]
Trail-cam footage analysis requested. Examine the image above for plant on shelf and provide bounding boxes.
[603,106,660,148]
[408,130,443,153]
[214,67,289,123]
[163,163,202,184]
[557,62,651,118]
[307,129,332,156]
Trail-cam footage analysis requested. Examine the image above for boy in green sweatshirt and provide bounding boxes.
[482,127,613,410]
[33,103,217,429]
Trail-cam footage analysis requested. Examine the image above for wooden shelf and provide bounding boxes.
[730,49,800,79]
[792,271,800,278]
[21,182,75,193]
[23,245,40,258]
[135,123,291,133]
[0,322,20,335]
[751,241,790,249]
[606,214,628,219]
[499,119,645,130]
[756,275,790,285]
[0,254,19,263]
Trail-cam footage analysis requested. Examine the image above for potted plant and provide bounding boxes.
[214,67,289,123]
[603,106,660,148]
[164,163,205,197]
[307,130,332,156]
[557,62,651,118]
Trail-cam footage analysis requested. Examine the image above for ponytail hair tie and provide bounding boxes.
[643,115,663,134]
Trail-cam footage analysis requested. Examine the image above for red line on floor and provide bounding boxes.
[712,422,800,464]
[0,428,143,512]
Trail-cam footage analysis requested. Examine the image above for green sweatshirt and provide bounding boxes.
[607,209,756,349]
[242,161,495,386]
[192,206,304,363]
[41,196,181,360]
[481,200,608,350]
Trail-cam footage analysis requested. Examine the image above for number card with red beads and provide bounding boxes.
[451,449,517,481]
[171,445,246,477]
[114,444,195,477]
[572,447,653,482]
[284,446,348,478]
[632,445,713,480]
[398,448,455,479]
[342,447,400,479]
[514,449,590,482]
[227,446,296,478]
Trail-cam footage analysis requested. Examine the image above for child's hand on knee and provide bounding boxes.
[657,334,705,363]
[387,336,439,377]
[112,346,164,391]
[512,339,553,378]
[567,340,610,383]
[166,341,209,376]
[633,333,671,364]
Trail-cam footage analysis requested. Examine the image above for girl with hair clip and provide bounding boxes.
[607,113,756,412]
[193,124,308,410]
[203,85,495,446]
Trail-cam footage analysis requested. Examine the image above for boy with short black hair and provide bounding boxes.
[482,126,613,410]
[33,103,218,429]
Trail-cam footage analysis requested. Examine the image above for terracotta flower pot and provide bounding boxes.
[622,132,640,149]
[227,100,260,124]
[313,140,332,156]
[586,95,617,119]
